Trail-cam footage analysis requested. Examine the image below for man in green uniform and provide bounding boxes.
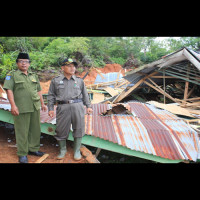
[47,58,93,160]
[3,52,47,163]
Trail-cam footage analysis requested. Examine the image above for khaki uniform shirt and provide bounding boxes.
[47,74,91,111]
[3,69,41,113]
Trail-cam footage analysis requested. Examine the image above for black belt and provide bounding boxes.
[57,99,83,104]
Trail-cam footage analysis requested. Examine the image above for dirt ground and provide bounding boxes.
[0,126,89,164]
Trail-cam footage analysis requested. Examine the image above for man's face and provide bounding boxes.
[17,59,30,72]
[61,63,76,75]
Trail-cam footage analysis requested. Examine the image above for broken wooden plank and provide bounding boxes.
[95,68,105,80]
[80,146,100,163]
[91,93,105,104]
[147,101,195,118]
[186,85,196,99]
[35,154,49,163]
[182,96,200,102]
[86,79,124,90]
[115,79,130,88]
[114,70,121,87]
[103,87,119,97]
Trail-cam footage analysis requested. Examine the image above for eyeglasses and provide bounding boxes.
[18,60,30,64]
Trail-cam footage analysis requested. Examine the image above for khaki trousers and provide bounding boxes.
[55,102,85,141]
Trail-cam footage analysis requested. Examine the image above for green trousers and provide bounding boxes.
[13,107,41,156]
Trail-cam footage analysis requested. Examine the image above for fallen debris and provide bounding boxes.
[91,92,105,104]
[103,87,120,97]
[35,154,49,163]
[101,103,132,116]
[80,145,100,163]
[147,101,196,118]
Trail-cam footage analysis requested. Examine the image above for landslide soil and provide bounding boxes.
[40,64,128,94]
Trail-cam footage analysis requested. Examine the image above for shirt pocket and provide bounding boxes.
[14,80,25,90]
[31,79,38,91]
[57,84,65,95]
[73,85,81,96]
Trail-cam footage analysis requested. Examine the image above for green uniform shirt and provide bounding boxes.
[3,69,42,113]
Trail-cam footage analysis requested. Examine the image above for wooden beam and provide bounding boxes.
[183,64,191,100]
[184,81,189,100]
[163,69,166,104]
[137,72,177,79]
[114,70,121,88]
[115,80,130,88]
[185,96,200,102]
[187,85,196,99]
[144,80,178,103]
[113,71,158,103]
[151,76,177,78]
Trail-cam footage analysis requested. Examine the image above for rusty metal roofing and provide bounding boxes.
[0,97,199,162]
[0,98,11,111]
[85,101,200,161]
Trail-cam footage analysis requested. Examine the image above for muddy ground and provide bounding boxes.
[0,122,152,164]
[0,124,88,163]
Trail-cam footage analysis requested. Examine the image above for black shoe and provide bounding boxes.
[28,151,45,157]
[19,156,28,163]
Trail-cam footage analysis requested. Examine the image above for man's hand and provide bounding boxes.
[11,105,19,116]
[48,110,54,118]
[87,107,93,115]
[41,104,47,112]
[6,90,19,116]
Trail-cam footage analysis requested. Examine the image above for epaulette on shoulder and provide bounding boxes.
[7,70,16,76]
[54,75,61,79]
[75,76,83,80]
[53,75,62,81]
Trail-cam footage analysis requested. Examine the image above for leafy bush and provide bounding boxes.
[110,57,126,65]
[0,53,17,80]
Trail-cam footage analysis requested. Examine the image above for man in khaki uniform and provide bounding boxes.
[47,58,92,160]
[3,52,47,163]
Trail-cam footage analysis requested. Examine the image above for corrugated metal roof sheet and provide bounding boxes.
[0,98,199,162]
[84,102,199,161]
[94,72,123,88]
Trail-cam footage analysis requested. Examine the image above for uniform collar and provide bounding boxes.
[61,74,76,81]
[72,75,77,81]
[17,69,33,75]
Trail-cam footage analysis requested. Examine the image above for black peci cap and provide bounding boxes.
[17,52,30,59]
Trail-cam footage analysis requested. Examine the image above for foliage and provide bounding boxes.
[110,57,126,65]
[0,53,17,80]
[0,36,200,81]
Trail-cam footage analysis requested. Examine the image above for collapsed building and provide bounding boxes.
[0,47,200,163]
